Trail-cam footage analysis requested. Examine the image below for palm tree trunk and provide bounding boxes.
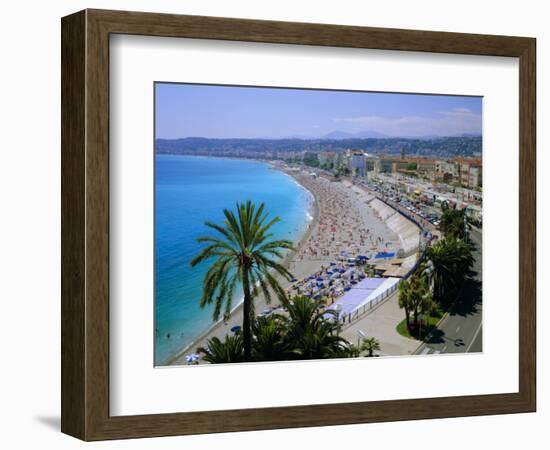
[434,275,442,304]
[242,269,252,361]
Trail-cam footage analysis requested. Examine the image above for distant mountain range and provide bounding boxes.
[156,135,482,158]
[283,130,390,140]
[200,130,480,140]
[329,131,479,140]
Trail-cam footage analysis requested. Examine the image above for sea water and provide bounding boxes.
[155,155,313,365]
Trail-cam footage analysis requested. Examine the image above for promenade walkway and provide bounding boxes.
[340,288,420,356]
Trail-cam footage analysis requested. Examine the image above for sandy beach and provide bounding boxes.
[166,165,403,366]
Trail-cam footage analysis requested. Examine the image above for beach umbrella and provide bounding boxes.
[230,325,241,333]
[185,354,199,364]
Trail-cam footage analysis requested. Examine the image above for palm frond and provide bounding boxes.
[203,220,240,247]
[190,242,235,267]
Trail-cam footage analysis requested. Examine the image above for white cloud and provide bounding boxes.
[333,108,481,137]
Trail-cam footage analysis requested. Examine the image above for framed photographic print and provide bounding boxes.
[61,9,536,440]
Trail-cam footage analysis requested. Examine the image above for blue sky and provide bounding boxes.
[155,83,482,139]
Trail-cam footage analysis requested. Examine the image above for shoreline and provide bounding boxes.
[164,164,321,366]
[162,161,411,366]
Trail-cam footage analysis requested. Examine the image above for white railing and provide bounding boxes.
[339,281,400,327]
[338,248,426,328]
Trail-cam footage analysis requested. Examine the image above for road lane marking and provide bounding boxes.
[420,347,431,355]
[456,326,461,333]
[466,320,483,352]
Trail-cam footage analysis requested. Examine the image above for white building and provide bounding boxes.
[351,151,378,177]
[351,152,366,177]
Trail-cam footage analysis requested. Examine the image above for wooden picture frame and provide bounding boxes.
[61,9,536,441]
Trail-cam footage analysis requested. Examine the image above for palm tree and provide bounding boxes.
[398,279,413,328]
[197,334,244,364]
[439,204,470,240]
[361,337,381,357]
[398,274,433,331]
[284,296,348,359]
[410,275,432,329]
[345,343,362,358]
[252,315,289,362]
[425,237,474,306]
[191,201,295,361]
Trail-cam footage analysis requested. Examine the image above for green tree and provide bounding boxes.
[398,279,414,328]
[439,204,470,240]
[284,296,348,359]
[345,343,362,358]
[361,337,381,357]
[303,152,320,168]
[191,201,295,361]
[252,315,290,362]
[398,274,433,330]
[411,275,433,329]
[197,334,244,364]
[425,238,474,306]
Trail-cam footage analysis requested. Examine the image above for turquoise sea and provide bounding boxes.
[155,155,313,365]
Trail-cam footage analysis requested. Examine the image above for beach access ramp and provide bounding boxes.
[370,199,420,255]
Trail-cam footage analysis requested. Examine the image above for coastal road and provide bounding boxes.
[415,226,483,355]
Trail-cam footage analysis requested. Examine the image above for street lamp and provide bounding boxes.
[357,329,366,347]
